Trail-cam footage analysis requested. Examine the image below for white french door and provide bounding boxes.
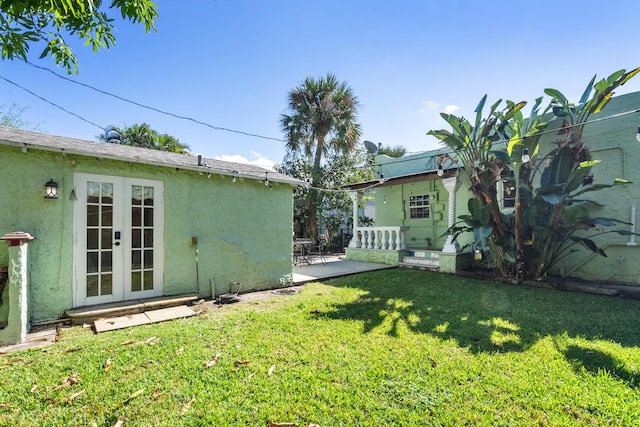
[73,173,164,307]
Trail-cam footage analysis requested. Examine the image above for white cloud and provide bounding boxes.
[214,152,276,170]
[419,100,440,114]
[443,104,459,114]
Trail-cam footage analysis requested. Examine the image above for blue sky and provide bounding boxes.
[2,0,640,169]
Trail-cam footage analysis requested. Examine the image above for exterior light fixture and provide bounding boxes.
[232,171,237,183]
[44,179,58,199]
[636,126,640,143]
[521,147,530,163]
[437,164,444,177]
[264,172,269,186]
[383,195,387,204]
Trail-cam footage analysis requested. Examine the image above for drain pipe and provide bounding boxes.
[192,236,200,294]
[628,204,637,246]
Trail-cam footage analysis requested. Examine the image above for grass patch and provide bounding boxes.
[1,269,640,425]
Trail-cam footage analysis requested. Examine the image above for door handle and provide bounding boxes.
[113,241,121,246]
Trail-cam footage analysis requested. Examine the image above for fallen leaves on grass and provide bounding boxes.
[181,396,196,415]
[121,337,158,346]
[175,347,184,356]
[53,372,80,390]
[268,365,276,376]
[235,360,251,366]
[247,372,256,381]
[114,389,145,407]
[204,353,221,368]
[104,357,112,372]
[29,383,38,393]
[113,418,126,427]
[67,373,80,385]
[268,423,320,427]
[151,387,165,401]
[66,389,86,403]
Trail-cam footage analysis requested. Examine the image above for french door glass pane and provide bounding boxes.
[87,229,99,250]
[131,272,141,292]
[102,274,113,295]
[143,271,154,290]
[87,205,99,226]
[87,275,99,297]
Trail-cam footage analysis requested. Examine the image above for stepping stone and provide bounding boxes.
[95,313,151,333]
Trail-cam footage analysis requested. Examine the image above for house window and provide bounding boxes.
[501,169,515,209]
[409,194,430,219]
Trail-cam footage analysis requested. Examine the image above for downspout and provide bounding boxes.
[627,204,637,246]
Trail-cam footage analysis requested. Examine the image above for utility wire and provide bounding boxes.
[374,106,640,169]
[0,74,105,130]
[26,61,286,142]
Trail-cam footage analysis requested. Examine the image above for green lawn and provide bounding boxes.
[1,269,639,426]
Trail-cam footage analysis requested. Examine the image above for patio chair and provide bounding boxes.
[309,233,328,265]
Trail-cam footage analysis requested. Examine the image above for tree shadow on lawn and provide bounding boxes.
[562,344,639,387]
[313,269,640,354]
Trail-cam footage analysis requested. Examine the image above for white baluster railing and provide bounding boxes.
[351,226,409,251]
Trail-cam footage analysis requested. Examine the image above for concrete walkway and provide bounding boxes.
[293,255,394,283]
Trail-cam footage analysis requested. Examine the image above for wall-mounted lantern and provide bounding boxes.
[44,179,58,199]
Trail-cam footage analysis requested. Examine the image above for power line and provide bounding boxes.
[26,61,286,142]
[0,74,105,130]
[375,106,640,169]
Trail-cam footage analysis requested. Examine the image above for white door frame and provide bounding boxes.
[72,173,164,307]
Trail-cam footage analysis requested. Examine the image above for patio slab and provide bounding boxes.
[145,305,196,323]
[293,255,395,284]
[94,305,196,333]
[94,313,151,333]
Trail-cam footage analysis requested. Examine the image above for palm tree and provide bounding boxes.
[97,125,124,144]
[280,74,362,240]
[97,123,189,153]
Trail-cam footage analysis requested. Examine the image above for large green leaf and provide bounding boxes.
[473,226,493,250]
[474,95,488,130]
[563,161,600,194]
[548,146,573,185]
[578,75,596,105]
[570,236,604,255]
[468,198,492,226]
[571,179,631,198]
[543,88,568,106]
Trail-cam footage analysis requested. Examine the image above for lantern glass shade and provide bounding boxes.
[44,179,58,199]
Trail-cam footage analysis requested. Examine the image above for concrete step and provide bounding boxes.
[408,250,440,259]
[65,294,199,325]
[400,256,440,268]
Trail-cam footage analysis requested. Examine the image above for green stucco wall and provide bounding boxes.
[373,179,450,249]
[0,145,294,323]
[535,91,640,285]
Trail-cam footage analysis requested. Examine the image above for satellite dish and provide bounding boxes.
[364,140,378,154]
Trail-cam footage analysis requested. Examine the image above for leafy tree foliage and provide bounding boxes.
[280,73,362,240]
[0,103,42,130]
[275,146,374,249]
[97,123,189,153]
[0,0,159,73]
[377,144,407,158]
[428,67,640,281]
